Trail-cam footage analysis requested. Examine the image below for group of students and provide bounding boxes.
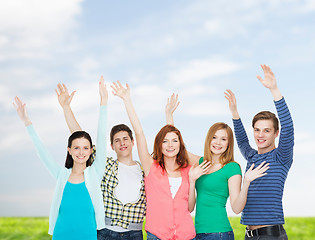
[14,64,294,240]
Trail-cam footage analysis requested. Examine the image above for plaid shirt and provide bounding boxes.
[101,157,146,229]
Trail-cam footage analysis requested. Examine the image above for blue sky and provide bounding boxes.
[1,0,314,217]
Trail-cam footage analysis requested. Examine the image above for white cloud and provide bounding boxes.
[168,59,241,85]
[0,0,82,60]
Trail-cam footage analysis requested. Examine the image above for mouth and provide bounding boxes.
[212,145,222,150]
[166,149,175,152]
[257,139,266,143]
[120,147,127,151]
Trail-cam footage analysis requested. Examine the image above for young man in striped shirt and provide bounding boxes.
[225,64,294,239]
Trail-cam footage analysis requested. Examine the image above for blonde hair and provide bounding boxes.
[204,122,234,166]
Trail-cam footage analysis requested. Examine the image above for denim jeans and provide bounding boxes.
[196,231,234,240]
[97,228,143,240]
[244,227,288,240]
[147,231,197,240]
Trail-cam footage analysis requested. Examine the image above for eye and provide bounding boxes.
[212,136,216,139]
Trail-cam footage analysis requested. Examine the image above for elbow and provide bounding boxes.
[189,205,195,213]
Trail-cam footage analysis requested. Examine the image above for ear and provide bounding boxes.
[275,129,279,138]
[111,144,114,150]
[67,147,71,155]
[131,139,135,146]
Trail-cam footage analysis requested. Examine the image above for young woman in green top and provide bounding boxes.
[166,95,269,240]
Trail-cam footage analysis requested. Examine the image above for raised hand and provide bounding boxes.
[224,89,240,119]
[13,96,32,126]
[256,64,277,90]
[244,161,270,184]
[99,76,108,105]
[111,80,130,101]
[165,93,179,115]
[189,160,211,182]
[55,83,75,108]
[257,64,282,101]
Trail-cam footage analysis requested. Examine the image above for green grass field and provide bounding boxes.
[0,217,314,240]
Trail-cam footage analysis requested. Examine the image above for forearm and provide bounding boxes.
[231,110,240,120]
[94,105,107,177]
[231,180,250,214]
[188,180,196,212]
[123,97,144,136]
[62,105,82,133]
[26,125,60,178]
[166,112,174,125]
[269,87,282,102]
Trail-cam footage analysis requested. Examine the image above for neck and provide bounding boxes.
[72,163,86,174]
[117,155,136,166]
[211,154,221,164]
[258,144,276,154]
[164,156,179,171]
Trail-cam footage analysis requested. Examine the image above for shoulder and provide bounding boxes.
[223,162,242,176]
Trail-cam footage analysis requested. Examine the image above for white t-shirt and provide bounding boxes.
[106,161,143,232]
[168,177,182,198]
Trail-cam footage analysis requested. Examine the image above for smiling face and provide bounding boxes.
[253,119,279,154]
[111,130,134,158]
[68,137,92,165]
[161,132,180,159]
[210,129,229,156]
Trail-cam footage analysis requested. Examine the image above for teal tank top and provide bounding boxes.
[53,181,97,240]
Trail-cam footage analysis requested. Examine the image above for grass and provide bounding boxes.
[0,217,314,240]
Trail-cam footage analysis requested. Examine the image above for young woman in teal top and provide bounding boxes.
[166,97,269,240]
[14,77,108,240]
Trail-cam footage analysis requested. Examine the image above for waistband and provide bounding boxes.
[105,217,143,231]
[246,225,284,238]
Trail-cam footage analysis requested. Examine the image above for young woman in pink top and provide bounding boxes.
[111,81,210,240]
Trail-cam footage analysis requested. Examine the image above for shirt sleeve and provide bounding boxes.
[225,162,242,179]
[26,125,61,179]
[233,118,257,161]
[93,105,108,180]
[274,97,294,165]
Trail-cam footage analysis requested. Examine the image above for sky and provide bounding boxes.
[1,0,315,217]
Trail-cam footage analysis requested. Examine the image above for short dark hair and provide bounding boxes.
[65,131,93,169]
[110,124,133,144]
[252,111,279,132]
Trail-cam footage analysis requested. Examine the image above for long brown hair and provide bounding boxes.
[204,122,234,166]
[152,125,189,171]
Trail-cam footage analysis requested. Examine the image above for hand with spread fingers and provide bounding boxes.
[224,89,240,120]
[189,160,212,183]
[111,80,130,101]
[244,161,270,184]
[55,83,76,108]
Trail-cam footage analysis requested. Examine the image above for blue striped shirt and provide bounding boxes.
[233,97,294,225]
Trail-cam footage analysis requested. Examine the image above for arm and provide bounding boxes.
[225,90,256,160]
[93,76,108,178]
[165,93,201,165]
[188,160,211,212]
[228,161,269,214]
[257,64,294,163]
[14,97,61,178]
[111,81,153,176]
[55,83,82,133]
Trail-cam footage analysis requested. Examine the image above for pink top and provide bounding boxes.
[145,162,196,240]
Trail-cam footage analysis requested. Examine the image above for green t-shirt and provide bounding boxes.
[195,157,242,234]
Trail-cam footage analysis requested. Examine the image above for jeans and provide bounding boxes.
[147,231,197,240]
[196,231,234,240]
[97,228,143,240]
[244,227,288,240]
